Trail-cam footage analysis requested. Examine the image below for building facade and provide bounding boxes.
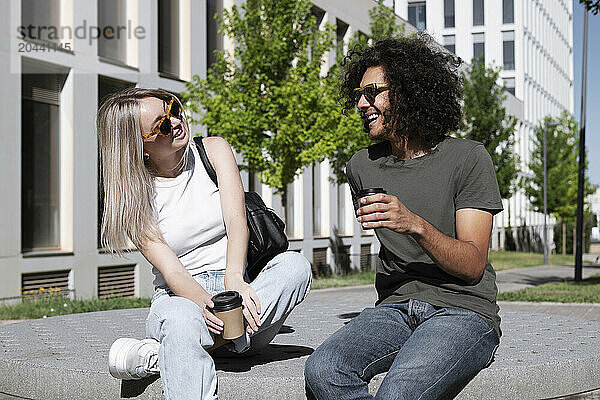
[393,0,574,251]
[1,0,414,301]
[1,0,545,302]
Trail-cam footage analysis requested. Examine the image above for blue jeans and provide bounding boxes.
[145,251,312,400]
[304,299,499,400]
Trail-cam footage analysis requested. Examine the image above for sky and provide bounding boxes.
[573,3,600,186]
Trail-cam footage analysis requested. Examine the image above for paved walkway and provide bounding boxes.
[1,263,599,399]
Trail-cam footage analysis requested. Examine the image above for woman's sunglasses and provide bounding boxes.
[142,97,183,139]
[353,83,390,106]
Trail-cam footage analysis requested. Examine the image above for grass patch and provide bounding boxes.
[0,296,151,320]
[312,270,375,290]
[498,274,600,303]
[489,250,584,271]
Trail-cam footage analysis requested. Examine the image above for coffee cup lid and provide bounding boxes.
[211,290,243,312]
[357,188,387,197]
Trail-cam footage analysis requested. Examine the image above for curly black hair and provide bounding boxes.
[341,33,463,147]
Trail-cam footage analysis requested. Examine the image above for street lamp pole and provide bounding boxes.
[543,120,560,265]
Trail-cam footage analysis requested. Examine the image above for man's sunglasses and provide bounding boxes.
[142,97,183,139]
[353,83,390,106]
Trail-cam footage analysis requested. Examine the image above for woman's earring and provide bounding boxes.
[144,153,150,162]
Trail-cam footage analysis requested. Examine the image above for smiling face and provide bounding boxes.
[357,66,392,141]
[138,96,188,161]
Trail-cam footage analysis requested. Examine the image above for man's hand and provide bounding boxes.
[356,194,424,234]
[225,274,262,334]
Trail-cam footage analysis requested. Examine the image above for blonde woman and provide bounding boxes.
[97,88,311,400]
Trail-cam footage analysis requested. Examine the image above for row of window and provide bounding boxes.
[21,0,183,78]
[408,0,515,31]
[442,31,515,72]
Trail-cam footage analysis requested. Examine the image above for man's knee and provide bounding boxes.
[304,342,343,386]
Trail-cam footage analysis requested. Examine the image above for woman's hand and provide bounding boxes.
[195,288,225,336]
[225,274,262,334]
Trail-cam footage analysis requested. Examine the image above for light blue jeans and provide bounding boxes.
[145,251,312,400]
[304,299,499,400]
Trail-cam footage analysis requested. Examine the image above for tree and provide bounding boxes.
[183,0,340,193]
[580,0,600,14]
[327,1,407,183]
[460,58,519,200]
[523,112,596,251]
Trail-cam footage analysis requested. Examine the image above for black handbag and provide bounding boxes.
[193,136,289,281]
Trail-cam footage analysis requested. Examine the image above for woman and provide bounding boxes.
[97,88,311,400]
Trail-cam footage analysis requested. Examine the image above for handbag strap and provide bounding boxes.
[193,136,219,187]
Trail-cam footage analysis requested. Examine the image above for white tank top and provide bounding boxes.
[151,143,228,289]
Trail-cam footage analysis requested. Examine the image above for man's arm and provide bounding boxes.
[356,194,492,284]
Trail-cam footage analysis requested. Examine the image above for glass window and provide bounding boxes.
[473,0,484,26]
[21,0,61,43]
[312,163,322,236]
[159,0,180,77]
[285,183,295,237]
[473,33,485,65]
[310,6,326,61]
[336,19,349,60]
[444,0,455,28]
[503,0,514,24]
[207,0,221,68]
[504,77,515,95]
[97,76,135,248]
[337,185,347,235]
[503,31,515,70]
[443,35,456,53]
[408,2,426,31]
[98,0,128,63]
[22,72,67,251]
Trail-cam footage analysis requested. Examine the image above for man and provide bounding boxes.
[305,35,503,400]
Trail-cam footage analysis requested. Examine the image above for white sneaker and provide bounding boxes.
[108,338,160,380]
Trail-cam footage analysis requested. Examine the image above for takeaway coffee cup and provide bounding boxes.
[211,291,245,340]
[355,187,387,209]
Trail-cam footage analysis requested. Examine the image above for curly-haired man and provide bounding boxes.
[305,35,503,400]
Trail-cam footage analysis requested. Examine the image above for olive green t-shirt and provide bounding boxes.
[346,137,504,336]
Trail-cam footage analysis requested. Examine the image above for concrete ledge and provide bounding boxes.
[1,287,599,399]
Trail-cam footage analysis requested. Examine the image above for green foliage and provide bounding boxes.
[498,273,600,303]
[183,0,343,193]
[580,0,600,14]
[460,60,519,199]
[553,213,597,254]
[523,112,596,225]
[0,295,150,320]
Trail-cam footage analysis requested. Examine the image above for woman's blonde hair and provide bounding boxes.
[97,88,191,255]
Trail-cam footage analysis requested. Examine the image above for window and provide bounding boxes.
[504,77,515,96]
[285,183,295,237]
[97,76,135,248]
[473,0,484,26]
[158,0,180,77]
[312,163,322,236]
[472,33,485,65]
[98,0,127,62]
[503,31,515,70]
[443,35,456,53]
[336,19,349,61]
[408,2,426,31]
[337,185,346,235]
[503,0,514,24]
[21,0,60,43]
[207,0,220,68]
[22,72,67,251]
[310,6,326,61]
[444,0,455,28]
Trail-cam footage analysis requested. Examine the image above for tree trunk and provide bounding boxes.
[562,222,566,255]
